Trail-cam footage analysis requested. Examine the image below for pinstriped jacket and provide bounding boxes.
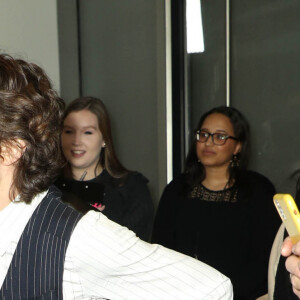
[0,186,82,300]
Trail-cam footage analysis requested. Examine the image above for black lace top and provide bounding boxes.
[190,184,238,202]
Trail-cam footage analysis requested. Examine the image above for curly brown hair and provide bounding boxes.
[0,54,65,203]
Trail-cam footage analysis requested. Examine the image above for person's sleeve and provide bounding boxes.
[151,180,178,248]
[66,211,233,300]
[121,173,154,241]
[239,175,281,296]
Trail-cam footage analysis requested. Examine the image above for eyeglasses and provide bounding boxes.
[196,130,237,146]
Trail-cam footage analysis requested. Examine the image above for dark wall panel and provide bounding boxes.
[189,0,300,194]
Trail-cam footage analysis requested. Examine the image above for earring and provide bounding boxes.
[103,143,106,148]
[230,155,240,167]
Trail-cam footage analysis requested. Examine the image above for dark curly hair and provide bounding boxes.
[185,106,250,190]
[0,54,65,203]
[63,96,128,178]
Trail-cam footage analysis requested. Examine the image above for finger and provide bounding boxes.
[286,255,300,278]
[293,241,300,256]
[282,237,294,256]
[97,205,105,212]
[90,203,106,211]
[292,282,300,298]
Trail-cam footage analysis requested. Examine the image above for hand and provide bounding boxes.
[90,203,106,212]
[282,237,300,298]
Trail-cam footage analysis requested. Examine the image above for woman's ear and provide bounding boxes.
[234,141,242,155]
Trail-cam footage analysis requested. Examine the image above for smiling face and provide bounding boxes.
[196,113,241,169]
[61,109,105,180]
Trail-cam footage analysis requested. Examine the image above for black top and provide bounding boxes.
[55,170,154,241]
[152,170,281,300]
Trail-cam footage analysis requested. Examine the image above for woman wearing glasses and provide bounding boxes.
[54,96,154,241]
[152,106,280,300]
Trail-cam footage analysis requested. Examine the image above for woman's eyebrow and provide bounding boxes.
[200,128,228,133]
[63,125,97,130]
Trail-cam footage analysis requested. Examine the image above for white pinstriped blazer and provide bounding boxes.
[1,186,82,299]
[0,187,233,299]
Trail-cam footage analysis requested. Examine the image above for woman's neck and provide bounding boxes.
[202,165,230,191]
[71,165,103,181]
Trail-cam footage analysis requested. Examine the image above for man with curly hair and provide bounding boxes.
[0,53,232,300]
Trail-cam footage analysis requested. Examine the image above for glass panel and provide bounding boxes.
[188,0,300,194]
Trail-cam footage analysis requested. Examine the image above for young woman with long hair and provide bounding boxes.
[55,96,154,241]
[152,106,280,299]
